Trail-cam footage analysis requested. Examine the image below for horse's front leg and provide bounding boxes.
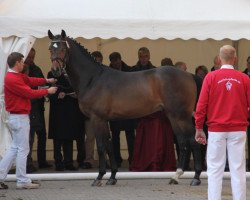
[105,131,118,185]
[86,116,107,186]
[91,133,106,186]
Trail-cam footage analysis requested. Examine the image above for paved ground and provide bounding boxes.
[1,178,250,200]
[3,161,250,200]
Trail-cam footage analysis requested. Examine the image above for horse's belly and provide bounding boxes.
[108,101,164,120]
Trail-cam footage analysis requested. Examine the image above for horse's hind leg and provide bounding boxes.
[190,136,202,186]
[105,135,118,185]
[168,115,194,185]
[169,133,188,184]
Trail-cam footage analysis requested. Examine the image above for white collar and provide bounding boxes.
[220,65,234,69]
[8,68,18,73]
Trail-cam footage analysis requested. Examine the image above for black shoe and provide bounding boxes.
[27,165,37,173]
[0,182,8,189]
[65,165,78,171]
[8,168,16,174]
[55,162,65,171]
[78,163,85,169]
[55,163,65,171]
[39,162,53,169]
[82,162,92,169]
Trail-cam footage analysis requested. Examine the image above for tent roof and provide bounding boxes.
[1,0,250,40]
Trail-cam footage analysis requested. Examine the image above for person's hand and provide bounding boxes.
[195,129,207,145]
[58,92,66,99]
[46,78,57,84]
[47,87,58,94]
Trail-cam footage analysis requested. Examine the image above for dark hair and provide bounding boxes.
[161,57,173,66]
[138,47,150,55]
[91,51,103,59]
[7,52,24,68]
[195,65,208,75]
[247,56,250,62]
[109,52,121,62]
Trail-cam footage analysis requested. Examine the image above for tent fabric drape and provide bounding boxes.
[0,36,35,158]
[1,0,250,159]
[1,0,250,40]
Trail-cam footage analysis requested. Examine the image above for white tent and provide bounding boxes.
[1,0,250,40]
[1,0,250,157]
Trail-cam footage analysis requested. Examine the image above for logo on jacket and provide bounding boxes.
[225,81,232,91]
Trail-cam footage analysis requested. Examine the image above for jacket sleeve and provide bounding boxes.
[5,75,48,99]
[195,75,210,129]
[246,78,250,118]
[26,76,47,87]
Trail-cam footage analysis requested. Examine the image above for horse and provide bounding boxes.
[48,30,197,186]
[169,75,204,186]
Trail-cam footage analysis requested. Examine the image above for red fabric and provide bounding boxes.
[130,111,176,171]
[4,72,48,114]
[195,66,250,132]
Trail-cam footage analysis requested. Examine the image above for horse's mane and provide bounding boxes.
[66,37,108,69]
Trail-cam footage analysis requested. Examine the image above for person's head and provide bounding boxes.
[109,52,122,70]
[7,52,24,72]
[246,56,250,70]
[25,48,36,66]
[212,55,221,70]
[174,61,187,71]
[138,47,150,66]
[195,65,208,80]
[219,45,237,66]
[23,48,36,73]
[161,57,173,66]
[91,51,103,64]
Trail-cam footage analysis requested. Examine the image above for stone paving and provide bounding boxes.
[2,161,250,200]
[0,178,250,200]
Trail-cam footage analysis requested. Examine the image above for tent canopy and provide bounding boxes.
[1,0,250,40]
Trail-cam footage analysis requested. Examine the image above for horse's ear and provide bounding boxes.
[48,30,54,40]
[61,30,66,39]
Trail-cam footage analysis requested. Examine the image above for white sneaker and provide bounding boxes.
[16,181,40,189]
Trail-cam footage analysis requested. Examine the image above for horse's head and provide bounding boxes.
[48,29,69,77]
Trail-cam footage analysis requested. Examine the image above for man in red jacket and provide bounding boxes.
[195,45,250,200]
[0,52,57,189]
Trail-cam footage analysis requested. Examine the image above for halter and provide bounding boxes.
[50,39,69,77]
[50,38,74,91]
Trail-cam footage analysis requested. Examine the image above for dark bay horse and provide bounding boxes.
[48,30,197,186]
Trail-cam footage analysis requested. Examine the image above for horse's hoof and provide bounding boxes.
[190,178,201,186]
[169,178,178,185]
[91,179,102,187]
[106,178,117,185]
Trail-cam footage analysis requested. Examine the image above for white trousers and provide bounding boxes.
[0,114,31,184]
[207,131,246,200]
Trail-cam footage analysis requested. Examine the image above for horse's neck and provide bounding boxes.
[65,40,103,93]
